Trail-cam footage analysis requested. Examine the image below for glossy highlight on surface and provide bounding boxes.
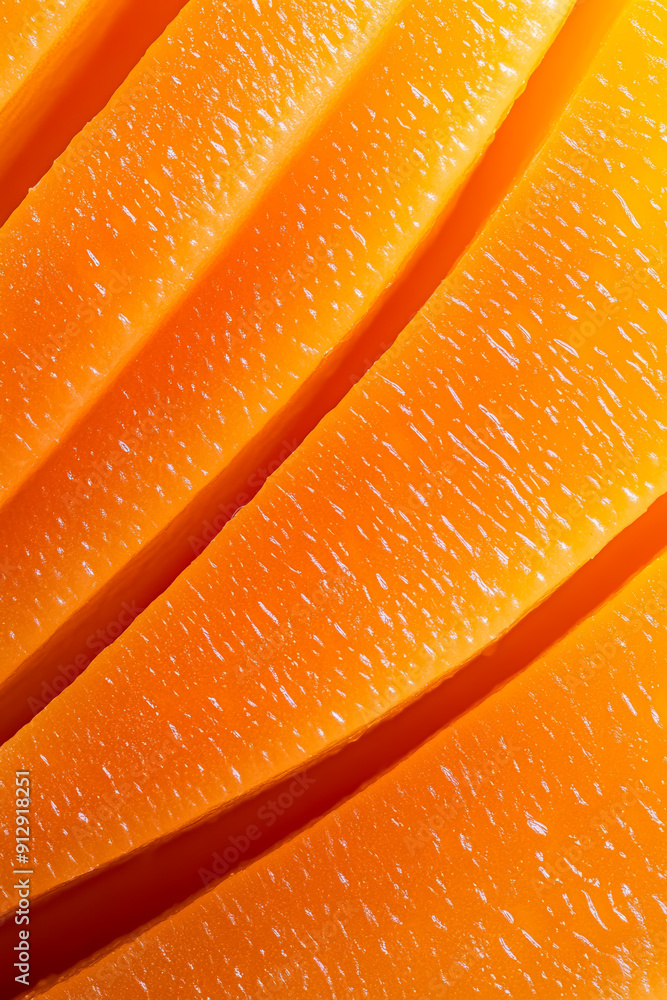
[0,0,193,224]
[0,0,666,996]
[26,538,667,998]
[1,0,665,933]
[0,0,573,733]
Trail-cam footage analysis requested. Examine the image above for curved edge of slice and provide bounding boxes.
[23,543,667,999]
[0,0,664,947]
[0,0,410,503]
[0,0,581,738]
[0,0,197,224]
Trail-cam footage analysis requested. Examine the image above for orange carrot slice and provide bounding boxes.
[0,0,407,503]
[0,0,575,725]
[25,543,667,999]
[1,0,663,921]
[0,0,191,225]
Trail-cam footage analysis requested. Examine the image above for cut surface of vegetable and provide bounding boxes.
[0,0,408,503]
[26,546,667,999]
[1,0,665,921]
[0,0,191,225]
[0,0,144,174]
[0,0,575,721]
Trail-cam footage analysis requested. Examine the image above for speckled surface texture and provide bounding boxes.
[29,548,667,999]
[1,0,665,916]
[0,0,405,500]
[0,0,574,681]
[0,0,86,103]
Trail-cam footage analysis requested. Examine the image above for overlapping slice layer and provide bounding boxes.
[27,543,667,999]
[1,0,665,922]
[0,0,576,721]
[0,0,137,176]
[0,0,191,225]
[0,0,406,502]
[0,0,102,143]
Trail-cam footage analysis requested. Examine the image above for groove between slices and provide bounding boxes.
[0,0,663,931]
[0,0,410,505]
[2,456,667,995]
[356,0,630,366]
[0,0,132,170]
[0,0,193,226]
[0,0,576,722]
[26,536,667,998]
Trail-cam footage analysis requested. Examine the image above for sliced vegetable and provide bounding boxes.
[2,0,663,935]
[26,537,667,999]
[0,0,575,728]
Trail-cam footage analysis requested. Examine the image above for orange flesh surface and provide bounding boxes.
[0,0,408,501]
[27,547,667,999]
[364,0,630,351]
[1,0,665,921]
[0,0,192,226]
[0,0,576,713]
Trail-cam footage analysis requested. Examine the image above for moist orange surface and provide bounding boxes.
[0,0,664,921]
[0,0,196,225]
[0,0,90,101]
[0,0,408,501]
[0,0,575,716]
[26,545,667,999]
